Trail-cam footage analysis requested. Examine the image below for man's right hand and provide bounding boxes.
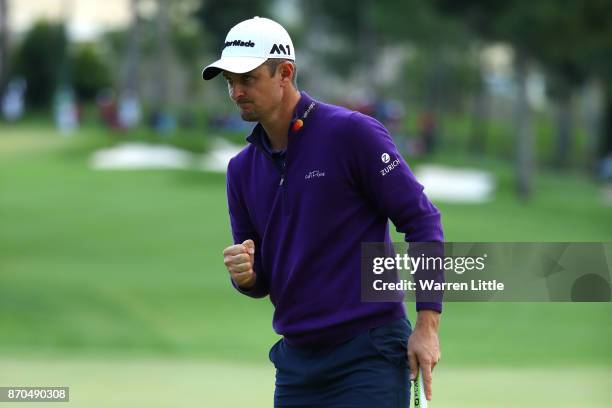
[223,239,256,289]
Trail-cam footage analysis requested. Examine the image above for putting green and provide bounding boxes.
[0,357,609,407]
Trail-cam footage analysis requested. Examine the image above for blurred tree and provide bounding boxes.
[0,0,8,96]
[575,0,612,164]
[169,8,204,64]
[145,0,204,108]
[546,67,582,168]
[368,0,476,152]
[193,0,272,53]
[433,0,539,199]
[469,50,490,154]
[13,21,68,107]
[435,0,612,187]
[301,0,378,77]
[519,2,584,168]
[504,1,587,169]
[104,1,203,79]
[400,46,480,140]
[506,1,612,168]
[71,44,111,101]
[101,0,204,115]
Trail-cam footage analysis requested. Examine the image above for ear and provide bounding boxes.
[279,62,294,86]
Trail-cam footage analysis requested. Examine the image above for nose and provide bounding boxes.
[228,82,245,101]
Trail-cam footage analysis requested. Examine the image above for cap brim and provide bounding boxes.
[202,56,267,80]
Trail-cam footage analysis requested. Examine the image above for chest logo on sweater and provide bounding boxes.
[305,169,326,180]
[379,153,400,176]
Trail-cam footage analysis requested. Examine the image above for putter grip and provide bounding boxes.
[413,368,428,408]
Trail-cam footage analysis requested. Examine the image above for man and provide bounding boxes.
[203,16,444,407]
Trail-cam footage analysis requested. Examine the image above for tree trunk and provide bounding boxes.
[358,0,376,86]
[122,0,141,94]
[554,92,574,168]
[582,80,602,173]
[0,0,9,95]
[470,79,489,153]
[513,54,534,200]
[424,50,444,153]
[599,82,612,160]
[155,0,170,112]
[433,56,445,150]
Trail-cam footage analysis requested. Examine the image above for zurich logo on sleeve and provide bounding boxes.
[379,153,400,176]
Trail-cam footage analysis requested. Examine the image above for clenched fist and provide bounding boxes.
[223,239,256,289]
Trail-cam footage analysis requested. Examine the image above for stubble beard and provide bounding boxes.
[239,109,259,122]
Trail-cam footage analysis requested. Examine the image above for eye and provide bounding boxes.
[242,75,253,83]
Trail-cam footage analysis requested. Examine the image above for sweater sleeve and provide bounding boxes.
[226,158,269,298]
[348,112,444,312]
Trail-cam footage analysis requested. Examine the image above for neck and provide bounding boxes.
[260,88,301,150]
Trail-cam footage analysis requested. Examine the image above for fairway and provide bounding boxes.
[1,125,611,406]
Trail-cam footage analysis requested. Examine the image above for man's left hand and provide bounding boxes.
[407,310,441,401]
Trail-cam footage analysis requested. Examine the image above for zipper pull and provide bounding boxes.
[279,176,285,186]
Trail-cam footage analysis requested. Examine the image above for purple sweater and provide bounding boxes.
[226,91,444,347]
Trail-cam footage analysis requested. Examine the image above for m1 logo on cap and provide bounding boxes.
[270,44,291,55]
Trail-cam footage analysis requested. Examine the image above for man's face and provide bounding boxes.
[222,63,283,122]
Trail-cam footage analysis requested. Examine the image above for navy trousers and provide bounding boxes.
[269,318,412,408]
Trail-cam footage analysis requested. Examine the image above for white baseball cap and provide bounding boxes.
[202,16,295,80]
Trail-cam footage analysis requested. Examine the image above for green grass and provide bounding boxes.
[403,151,612,241]
[0,123,611,406]
[0,357,609,407]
